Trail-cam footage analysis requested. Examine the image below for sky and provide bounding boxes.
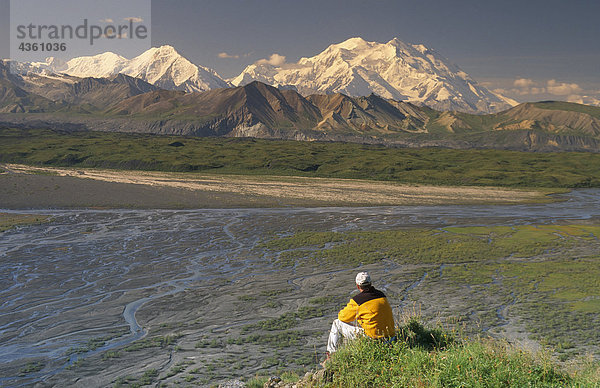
[1,0,599,104]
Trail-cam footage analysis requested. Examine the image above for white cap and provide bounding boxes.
[355,271,371,286]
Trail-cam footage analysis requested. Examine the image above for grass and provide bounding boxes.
[114,369,159,388]
[18,362,44,376]
[120,334,182,353]
[0,213,51,232]
[443,256,600,350]
[322,318,600,387]
[241,303,333,333]
[2,127,600,188]
[262,224,585,267]
[533,101,600,120]
[65,332,127,356]
[247,371,301,388]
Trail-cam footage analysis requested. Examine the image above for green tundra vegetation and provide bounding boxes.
[261,224,599,266]
[1,127,600,188]
[322,319,600,387]
[0,212,50,232]
[262,224,600,358]
[244,317,600,387]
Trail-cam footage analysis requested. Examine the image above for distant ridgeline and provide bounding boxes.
[1,59,600,152]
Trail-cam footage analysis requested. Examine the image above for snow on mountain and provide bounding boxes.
[8,56,69,76]
[29,46,230,93]
[62,52,128,78]
[231,37,517,113]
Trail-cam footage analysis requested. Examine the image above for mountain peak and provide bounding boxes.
[157,44,177,53]
[58,46,229,93]
[232,37,515,113]
[145,45,181,58]
[335,37,370,50]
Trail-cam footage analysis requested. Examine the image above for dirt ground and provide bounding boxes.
[0,164,550,209]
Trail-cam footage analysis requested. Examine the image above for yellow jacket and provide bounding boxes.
[338,287,395,338]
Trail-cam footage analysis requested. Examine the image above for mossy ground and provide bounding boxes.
[261,224,596,267]
[1,127,600,188]
[0,212,50,232]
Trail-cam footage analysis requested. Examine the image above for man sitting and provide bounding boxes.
[327,271,396,355]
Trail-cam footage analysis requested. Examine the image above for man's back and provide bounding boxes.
[338,286,396,338]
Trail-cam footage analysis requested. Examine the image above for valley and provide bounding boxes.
[1,191,599,386]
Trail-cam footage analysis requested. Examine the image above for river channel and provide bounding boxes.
[1,189,599,386]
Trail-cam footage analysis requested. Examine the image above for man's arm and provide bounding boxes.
[338,299,359,323]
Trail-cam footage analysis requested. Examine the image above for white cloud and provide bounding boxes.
[546,79,582,96]
[490,77,600,106]
[123,17,144,23]
[510,78,545,95]
[529,87,546,95]
[100,18,114,23]
[567,94,600,106]
[256,53,286,67]
[218,52,240,59]
[513,78,534,88]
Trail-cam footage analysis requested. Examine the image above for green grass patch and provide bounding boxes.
[18,362,44,376]
[227,330,309,348]
[443,256,600,349]
[324,320,599,387]
[65,333,125,356]
[262,224,586,267]
[241,303,332,333]
[2,127,600,188]
[533,101,600,120]
[122,334,182,352]
[0,213,51,232]
[114,368,158,388]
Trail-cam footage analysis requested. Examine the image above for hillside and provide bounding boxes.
[247,319,600,387]
[317,323,599,387]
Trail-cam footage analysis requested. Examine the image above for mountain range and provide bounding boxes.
[13,38,517,114]
[13,45,229,94]
[1,55,600,152]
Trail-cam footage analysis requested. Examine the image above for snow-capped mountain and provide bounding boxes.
[231,37,517,113]
[26,46,230,93]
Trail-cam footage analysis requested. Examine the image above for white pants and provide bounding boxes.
[327,319,364,353]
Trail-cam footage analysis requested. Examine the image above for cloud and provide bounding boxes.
[511,78,545,95]
[567,95,584,104]
[567,94,600,106]
[490,77,600,106]
[513,78,534,88]
[546,79,582,95]
[218,52,240,59]
[123,17,144,23]
[256,53,286,67]
[100,18,114,23]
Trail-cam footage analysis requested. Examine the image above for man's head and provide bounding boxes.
[355,271,371,291]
